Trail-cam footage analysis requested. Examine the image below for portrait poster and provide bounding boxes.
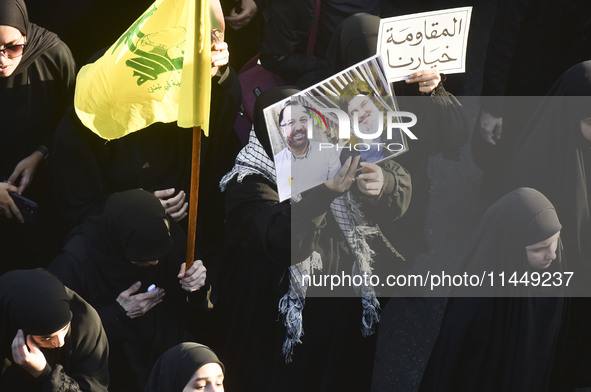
[264,54,410,202]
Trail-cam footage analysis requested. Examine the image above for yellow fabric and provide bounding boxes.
[74,0,211,140]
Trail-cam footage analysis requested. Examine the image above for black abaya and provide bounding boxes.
[419,188,568,392]
[259,0,380,88]
[48,189,207,392]
[215,87,412,392]
[473,0,591,199]
[52,65,243,279]
[0,0,76,271]
[504,60,591,294]
[503,60,591,388]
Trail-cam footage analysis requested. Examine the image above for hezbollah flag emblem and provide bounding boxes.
[74,0,212,140]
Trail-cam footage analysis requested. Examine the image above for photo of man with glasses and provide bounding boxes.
[274,100,341,199]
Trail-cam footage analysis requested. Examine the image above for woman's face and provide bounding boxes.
[182,362,224,392]
[580,117,591,143]
[30,322,71,349]
[0,25,25,78]
[525,231,560,269]
[128,218,169,267]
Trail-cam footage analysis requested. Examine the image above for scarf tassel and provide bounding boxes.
[361,296,381,337]
[278,294,305,363]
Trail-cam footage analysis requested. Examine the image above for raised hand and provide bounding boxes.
[225,0,258,30]
[325,156,361,193]
[406,69,442,94]
[153,188,188,222]
[356,161,385,196]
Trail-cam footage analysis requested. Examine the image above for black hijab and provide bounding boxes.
[326,12,418,98]
[144,342,224,392]
[0,0,60,75]
[504,60,591,294]
[327,12,379,73]
[420,188,568,392]
[82,189,175,295]
[0,269,72,359]
[462,187,563,287]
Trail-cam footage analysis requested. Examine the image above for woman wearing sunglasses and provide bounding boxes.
[0,0,76,273]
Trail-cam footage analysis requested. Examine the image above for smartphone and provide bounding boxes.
[9,192,38,223]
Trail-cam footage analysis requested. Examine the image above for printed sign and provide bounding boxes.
[377,6,472,82]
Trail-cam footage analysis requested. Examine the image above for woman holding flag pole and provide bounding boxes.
[51,1,241,386]
[52,0,241,275]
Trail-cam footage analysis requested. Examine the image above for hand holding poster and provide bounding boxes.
[264,55,413,202]
[377,6,472,82]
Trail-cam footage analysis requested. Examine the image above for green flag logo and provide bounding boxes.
[112,5,185,87]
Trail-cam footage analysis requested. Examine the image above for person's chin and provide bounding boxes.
[289,135,308,150]
[538,260,554,269]
[0,67,13,77]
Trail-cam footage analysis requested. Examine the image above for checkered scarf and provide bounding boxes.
[219,128,276,191]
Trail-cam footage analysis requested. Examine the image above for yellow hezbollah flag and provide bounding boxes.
[74,0,211,140]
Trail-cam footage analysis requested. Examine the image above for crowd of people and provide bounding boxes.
[1,0,591,391]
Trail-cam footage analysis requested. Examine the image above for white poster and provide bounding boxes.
[378,6,472,82]
[264,55,408,202]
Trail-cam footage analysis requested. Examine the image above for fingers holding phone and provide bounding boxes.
[0,182,24,223]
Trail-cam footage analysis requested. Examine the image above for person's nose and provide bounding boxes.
[52,333,66,348]
[547,246,557,261]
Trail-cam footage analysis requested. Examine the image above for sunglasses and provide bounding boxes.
[0,43,26,59]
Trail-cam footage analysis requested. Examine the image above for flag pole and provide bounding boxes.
[185,125,201,270]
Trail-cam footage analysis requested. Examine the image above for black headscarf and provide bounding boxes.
[465,187,562,270]
[326,13,419,98]
[327,12,379,73]
[144,342,224,392]
[503,60,591,294]
[49,189,196,392]
[0,269,72,358]
[500,62,591,385]
[0,0,61,75]
[82,189,175,295]
[419,188,568,392]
